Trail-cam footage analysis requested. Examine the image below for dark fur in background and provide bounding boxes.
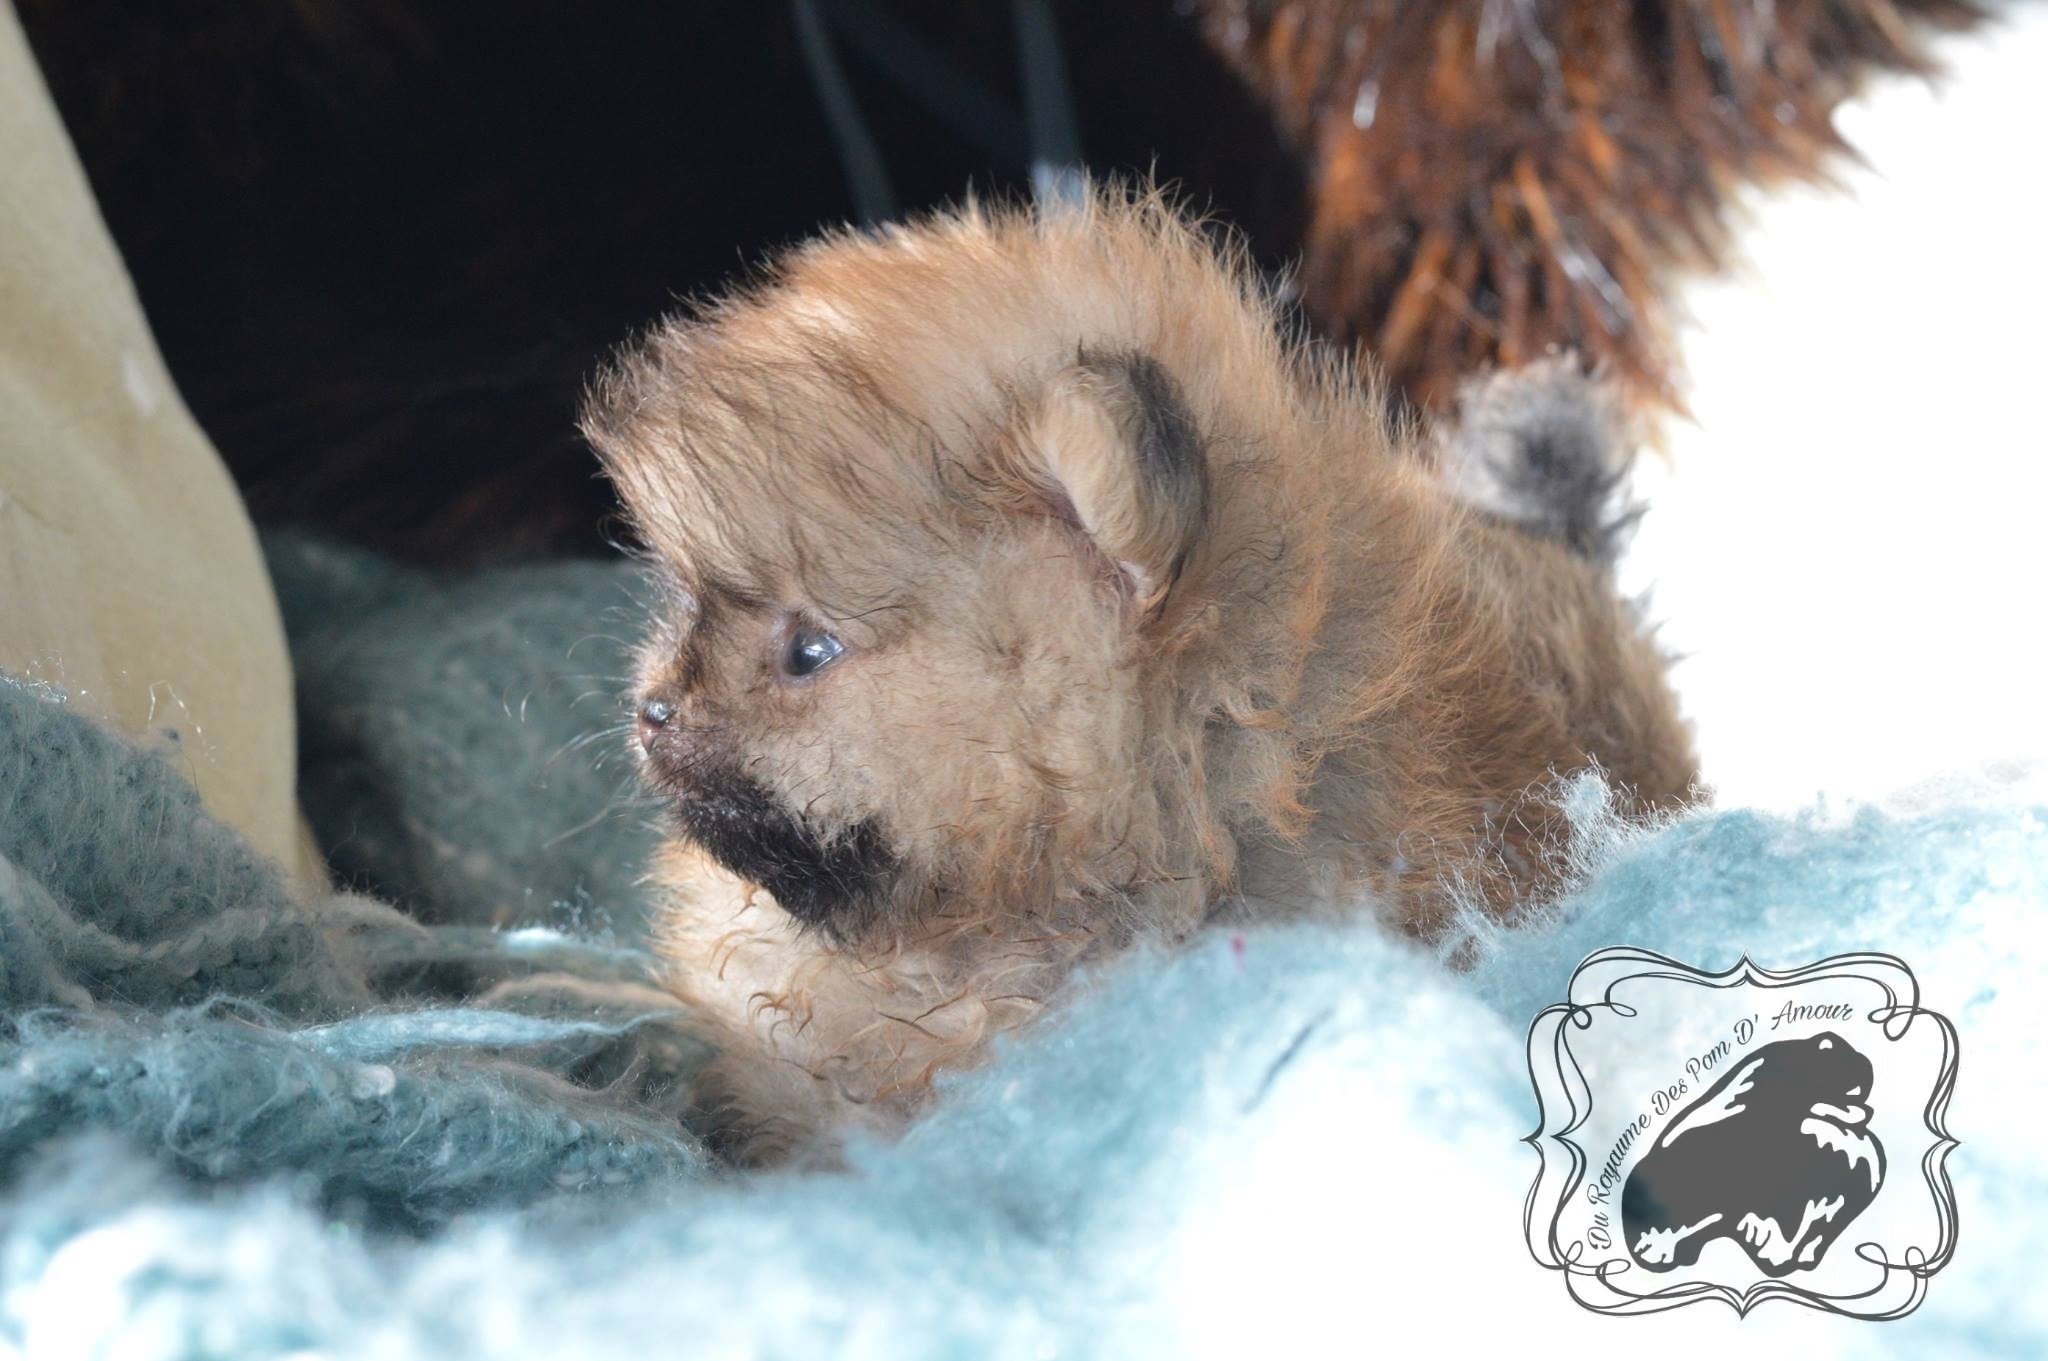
[1192,0,1985,412]
[19,0,1980,564]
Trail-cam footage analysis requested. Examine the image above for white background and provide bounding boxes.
[1619,6,2048,812]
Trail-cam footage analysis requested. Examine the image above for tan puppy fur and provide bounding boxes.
[583,189,1695,1158]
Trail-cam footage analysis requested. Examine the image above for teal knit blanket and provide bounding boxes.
[2,540,2040,1357]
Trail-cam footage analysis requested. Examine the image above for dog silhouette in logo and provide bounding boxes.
[1622,1031,1884,1276]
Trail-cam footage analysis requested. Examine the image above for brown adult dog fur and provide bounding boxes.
[584,189,1695,1158]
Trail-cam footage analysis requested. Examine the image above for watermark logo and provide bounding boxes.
[1524,950,1958,1318]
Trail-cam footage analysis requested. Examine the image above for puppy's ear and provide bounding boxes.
[1010,351,1209,613]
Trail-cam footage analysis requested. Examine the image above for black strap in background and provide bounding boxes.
[791,0,1086,226]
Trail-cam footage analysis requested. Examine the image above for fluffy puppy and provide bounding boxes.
[583,190,1695,1157]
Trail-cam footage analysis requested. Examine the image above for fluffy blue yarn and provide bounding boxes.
[266,533,663,938]
[1,676,707,1238]
[4,592,2043,1356]
[0,674,366,1018]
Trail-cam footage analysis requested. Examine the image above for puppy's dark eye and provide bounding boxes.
[782,626,845,678]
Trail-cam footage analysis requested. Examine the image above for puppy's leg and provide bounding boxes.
[650,845,1087,1160]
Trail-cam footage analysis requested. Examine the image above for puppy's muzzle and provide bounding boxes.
[636,700,896,935]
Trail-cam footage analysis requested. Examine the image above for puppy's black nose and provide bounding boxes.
[637,698,675,751]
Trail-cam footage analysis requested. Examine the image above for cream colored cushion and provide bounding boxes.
[0,6,317,884]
